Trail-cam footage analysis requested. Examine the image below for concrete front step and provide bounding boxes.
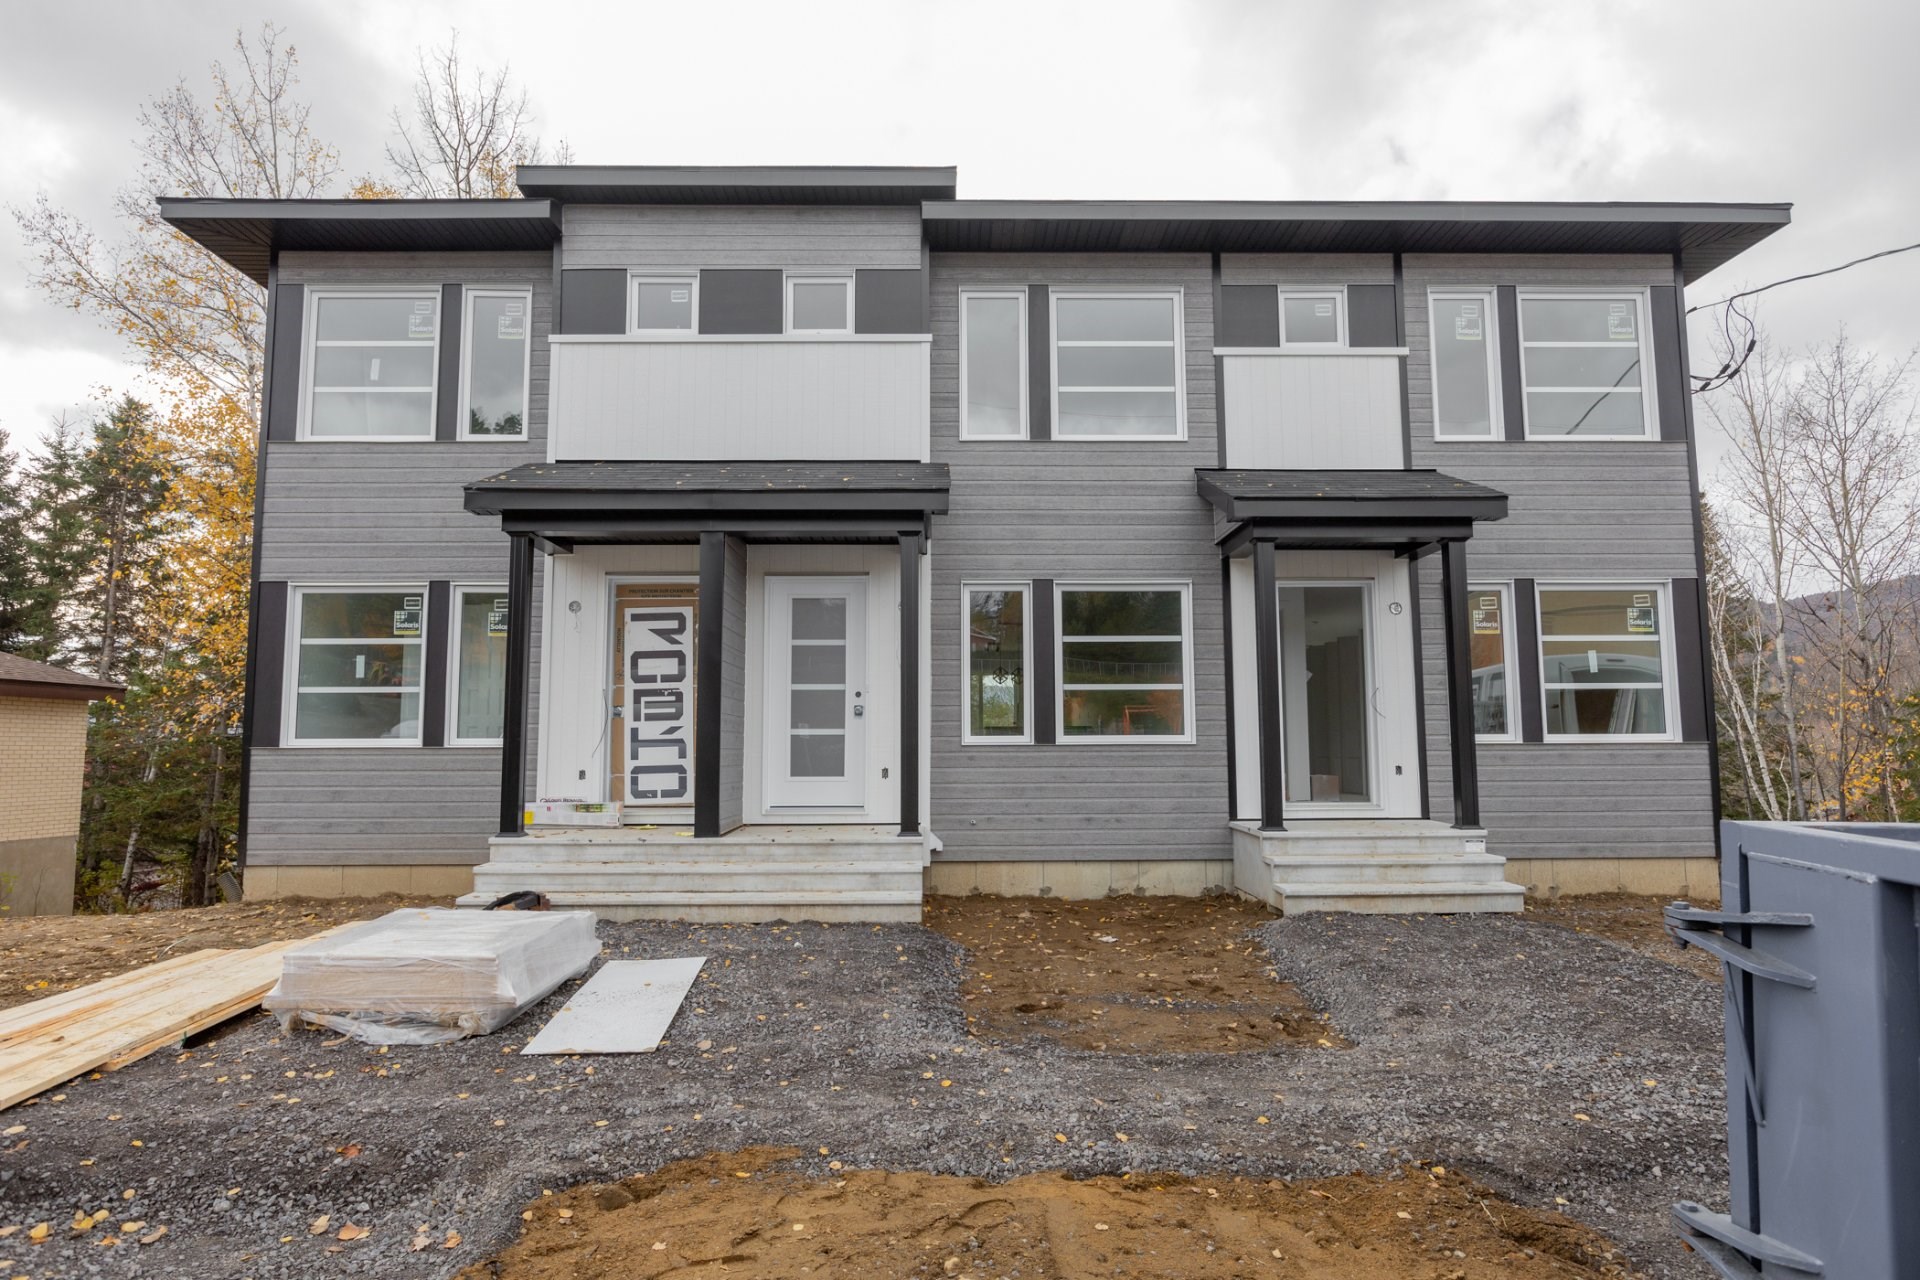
[1262,851,1513,886]
[467,859,925,896]
[1275,879,1526,915]
[455,887,924,924]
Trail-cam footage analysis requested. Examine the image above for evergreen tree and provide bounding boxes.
[0,427,31,652]
[18,420,94,663]
[76,397,172,680]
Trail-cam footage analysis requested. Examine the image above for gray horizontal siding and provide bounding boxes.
[1220,252,1395,285]
[928,253,1228,862]
[561,204,922,269]
[259,443,535,581]
[247,748,499,865]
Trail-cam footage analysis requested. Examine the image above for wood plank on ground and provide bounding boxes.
[0,934,327,1111]
[519,957,707,1056]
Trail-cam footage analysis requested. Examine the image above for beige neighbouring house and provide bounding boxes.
[0,652,124,917]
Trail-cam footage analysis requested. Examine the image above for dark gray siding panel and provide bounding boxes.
[253,581,289,747]
[1496,285,1525,441]
[559,268,625,334]
[930,253,1226,862]
[699,269,782,334]
[1671,576,1710,742]
[1218,284,1279,347]
[1027,288,1051,440]
[854,268,926,334]
[267,284,304,442]
[421,580,451,747]
[719,536,747,832]
[1347,283,1399,347]
[434,284,463,440]
[1649,284,1690,442]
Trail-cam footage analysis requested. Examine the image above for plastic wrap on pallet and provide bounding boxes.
[263,908,600,1045]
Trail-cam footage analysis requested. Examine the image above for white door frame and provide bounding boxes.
[762,575,869,810]
[1230,550,1424,820]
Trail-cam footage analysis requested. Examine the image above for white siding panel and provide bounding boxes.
[560,204,922,269]
[549,338,930,462]
[1222,353,1405,469]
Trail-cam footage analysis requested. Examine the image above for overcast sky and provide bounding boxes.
[3,0,1915,480]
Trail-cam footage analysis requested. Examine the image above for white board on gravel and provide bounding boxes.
[519,957,707,1055]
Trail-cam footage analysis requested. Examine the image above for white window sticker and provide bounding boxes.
[1314,302,1334,316]
[504,300,525,316]
[392,607,422,637]
[488,598,509,635]
[368,356,382,382]
[1608,302,1636,341]
[1455,312,1484,341]
[407,311,437,338]
[670,289,690,303]
[497,314,527,340]
[1628,607,1656,634]
[1472,595,1502,634]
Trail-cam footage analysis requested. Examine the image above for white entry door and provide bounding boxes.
[764,577,868,809]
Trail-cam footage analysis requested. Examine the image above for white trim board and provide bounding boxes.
[520,957,707,1055]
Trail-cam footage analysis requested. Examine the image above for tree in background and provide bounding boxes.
[364,31,570,199]
[16,421,94,664]
[0,429,36,653]
[1705,499,1791,820]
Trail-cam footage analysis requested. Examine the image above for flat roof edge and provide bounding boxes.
[921,199,1792,225]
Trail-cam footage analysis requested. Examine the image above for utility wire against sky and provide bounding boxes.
[1689,241,1920,394]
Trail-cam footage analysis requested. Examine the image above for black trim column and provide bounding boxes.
[497,532,535,837]
[898,533,922,837]
[421,580,451,746]
[694,531,727,838]
[1439,539,1482,829]
[1251,539,1285,831]
[1032,578,1057,744]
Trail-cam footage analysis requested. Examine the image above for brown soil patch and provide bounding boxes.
[1524,894,1721,982]
[466,1146,1636,1280]
[0,894,447,1010]
[926,895,1337,1052]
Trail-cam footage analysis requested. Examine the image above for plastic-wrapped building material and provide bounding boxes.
[264,908,600,1045]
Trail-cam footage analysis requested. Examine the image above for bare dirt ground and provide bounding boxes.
[471,1145,1632,1280]
[0,896,448,1011]
[1521,895,1720,982]
[926,895,1339,1052]
[0,894,1725,1280]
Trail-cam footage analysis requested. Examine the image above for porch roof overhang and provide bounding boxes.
[1196,468,1508,555]
[464,460,950,547]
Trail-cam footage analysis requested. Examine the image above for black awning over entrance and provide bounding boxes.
[1197,467,1508,836]
[466,460,946,847]
[465,460,950,546]
[1196,468,1507,553]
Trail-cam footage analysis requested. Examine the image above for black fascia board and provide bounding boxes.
[466,486,950,518]
[514,165,958,204]
[1194,470,1509,524]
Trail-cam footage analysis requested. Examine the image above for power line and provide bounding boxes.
[1688,241,1920,314]
[1688,240,1920,394]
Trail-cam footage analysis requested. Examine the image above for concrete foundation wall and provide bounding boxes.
[0,834,78,917]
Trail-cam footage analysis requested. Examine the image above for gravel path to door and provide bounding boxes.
[0,904,1723,1280]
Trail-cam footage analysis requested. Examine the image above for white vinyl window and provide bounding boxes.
[959,289,1028,440]
[287,587,427,746]
[1430,289,1502,440]
[631,276,697,332]
[1536,583,1674,739]
[459,289,530,439]
[786,274,853,335]
[302,289,439,439]
[1278,289,1346,347]
[962,583,1030,743]
[1518,292,1656,439]
[1466,582,1517,741]
[1056,583,1194,741]
[448,585,509,746]
[1051,291,1185,439]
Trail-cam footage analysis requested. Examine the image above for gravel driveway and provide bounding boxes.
[0,909,1724,1279]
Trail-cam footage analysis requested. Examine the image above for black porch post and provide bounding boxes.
[1251,538,1285,832]
[497,531,535,837]
[897,532,922,837]
[694,531,726,839]
[1439,538,1483,829]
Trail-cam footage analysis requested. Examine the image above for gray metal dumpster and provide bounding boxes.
[1665,820,1920,1279]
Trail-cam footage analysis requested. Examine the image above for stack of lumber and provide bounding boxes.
[265,908,600,1044]
[0,936,316,1111]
